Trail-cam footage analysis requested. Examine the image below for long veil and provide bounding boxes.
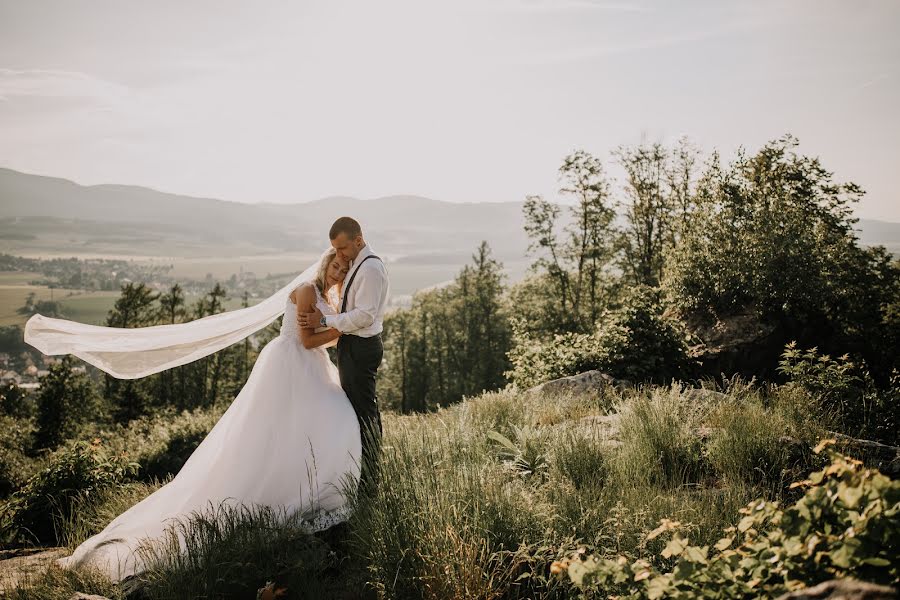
[23,252,325,380]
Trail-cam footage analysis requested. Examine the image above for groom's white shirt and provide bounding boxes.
[324,244,389,337]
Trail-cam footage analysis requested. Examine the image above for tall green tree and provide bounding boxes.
[105,282,159,422]
[379,242,511,412]
[614,137,699,287]
[522,150,618,333]
[34,356,99,450]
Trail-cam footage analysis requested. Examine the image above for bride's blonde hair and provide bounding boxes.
[315,248,338,297]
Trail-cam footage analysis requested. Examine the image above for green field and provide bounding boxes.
[0,284,121,327]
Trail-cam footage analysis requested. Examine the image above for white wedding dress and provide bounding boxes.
[55,285,362,583]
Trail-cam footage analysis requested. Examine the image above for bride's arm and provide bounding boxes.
[296,285,341,349]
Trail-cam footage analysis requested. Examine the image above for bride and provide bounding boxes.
[30,249,362,583]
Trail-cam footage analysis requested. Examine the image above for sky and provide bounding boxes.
[1,0,898,220]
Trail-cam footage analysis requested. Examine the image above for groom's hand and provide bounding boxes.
[297,307,324,329]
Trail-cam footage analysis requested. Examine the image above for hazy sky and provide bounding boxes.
[1,0,898,220]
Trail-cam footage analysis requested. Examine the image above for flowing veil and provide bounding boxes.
[23,252,325,379]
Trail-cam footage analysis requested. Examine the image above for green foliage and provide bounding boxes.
[0,414,36,498]
[0,439,138,545]
[507,286,693,388]
[706,397,814,493]
[0,380,33,419]
[558,442,900,598]
[78,405,223,483]
[379,241,512,412]
[613,386,708,488]
[614,138,699,287]
[664,134,900,381]
[34,356,101,450]
[778,342,898,443]
[138,409,220,480]
[522,150,618,332]
[487,426,551,482]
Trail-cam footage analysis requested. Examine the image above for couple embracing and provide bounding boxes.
[26,217,390,582]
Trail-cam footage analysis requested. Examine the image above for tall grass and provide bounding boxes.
[8,380,829,599]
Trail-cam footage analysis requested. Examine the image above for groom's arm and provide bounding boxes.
[325,262,387,333]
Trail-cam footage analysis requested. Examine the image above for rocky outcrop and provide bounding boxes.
[775,578,897,600]
[829,432,900,477]
[526,370,630,397]
[684,311,784,378]
[0,547,66,592]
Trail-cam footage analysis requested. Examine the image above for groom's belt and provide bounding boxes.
[340,332,383,341]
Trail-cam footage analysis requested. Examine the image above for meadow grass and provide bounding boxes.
[7,380,827,599]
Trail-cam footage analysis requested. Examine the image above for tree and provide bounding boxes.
[379,242,512,412]
[522,150,618,332]
[105,282,159,422]
[664,134,900,382]
[34,356,99,449]
[614,137,700,287]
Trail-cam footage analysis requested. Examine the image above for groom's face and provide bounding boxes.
[331,232,363,263]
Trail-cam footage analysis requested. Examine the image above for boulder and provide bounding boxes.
[684,311,783,378]
[829,432,900,477]
[526,370,630,397]
[775,578,897,600]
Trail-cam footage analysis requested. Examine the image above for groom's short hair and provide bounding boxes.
[329,217,362,240]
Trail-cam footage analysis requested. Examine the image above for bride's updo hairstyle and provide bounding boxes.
[315,248,339,296]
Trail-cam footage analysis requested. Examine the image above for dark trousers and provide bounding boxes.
[336,333,383,500]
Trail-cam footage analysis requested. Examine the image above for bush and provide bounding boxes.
[34,356,101,450]
[0,439,138,545]
[507,286,693,388]
[558,441,900,598]
[778,342,898,443]
[81,405,223,483]
[613,386,710,488]
[706,397,813,492]
[139,409,220,481]
[0,414,37,499]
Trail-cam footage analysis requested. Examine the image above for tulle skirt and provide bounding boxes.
[55,334,362,582]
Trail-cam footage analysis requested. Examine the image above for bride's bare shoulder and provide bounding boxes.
[290,282,316,305]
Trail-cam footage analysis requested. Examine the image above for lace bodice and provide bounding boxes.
[280,284,337,340]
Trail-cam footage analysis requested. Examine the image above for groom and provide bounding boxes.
[298,217,389,500]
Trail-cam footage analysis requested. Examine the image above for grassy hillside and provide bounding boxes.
[8,375,896,599]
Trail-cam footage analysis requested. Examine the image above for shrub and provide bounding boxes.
[0,414,37,499]
[778,342,898,442]
[34,356,101,451]
[613,386,709,488]
[0,439,138,545]
[81,405,223,483]
[507,286,693,388]
[557,441,900,598]
[706,398,812,492]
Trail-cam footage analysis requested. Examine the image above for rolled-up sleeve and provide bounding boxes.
[324,262,386,333]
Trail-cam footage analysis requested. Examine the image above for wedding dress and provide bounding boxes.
[54,285,361,583]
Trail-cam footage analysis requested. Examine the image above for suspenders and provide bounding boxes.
[340,254,382,313]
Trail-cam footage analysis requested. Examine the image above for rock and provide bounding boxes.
[775,578,897,600]
[682,388,728,403]
[0,547,67,592]
[526,370,630,397]
[828,432,900,477]
[684,311,783,378]
[69,594,114,600]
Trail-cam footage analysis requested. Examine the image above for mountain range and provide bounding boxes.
[1,167,898,264]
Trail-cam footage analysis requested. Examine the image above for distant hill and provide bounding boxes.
[0,168,530,263]
[855,218,900,255]
[0,167,896,263]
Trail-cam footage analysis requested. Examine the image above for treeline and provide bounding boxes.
[21,283,271,453]
[377,134,900,432]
